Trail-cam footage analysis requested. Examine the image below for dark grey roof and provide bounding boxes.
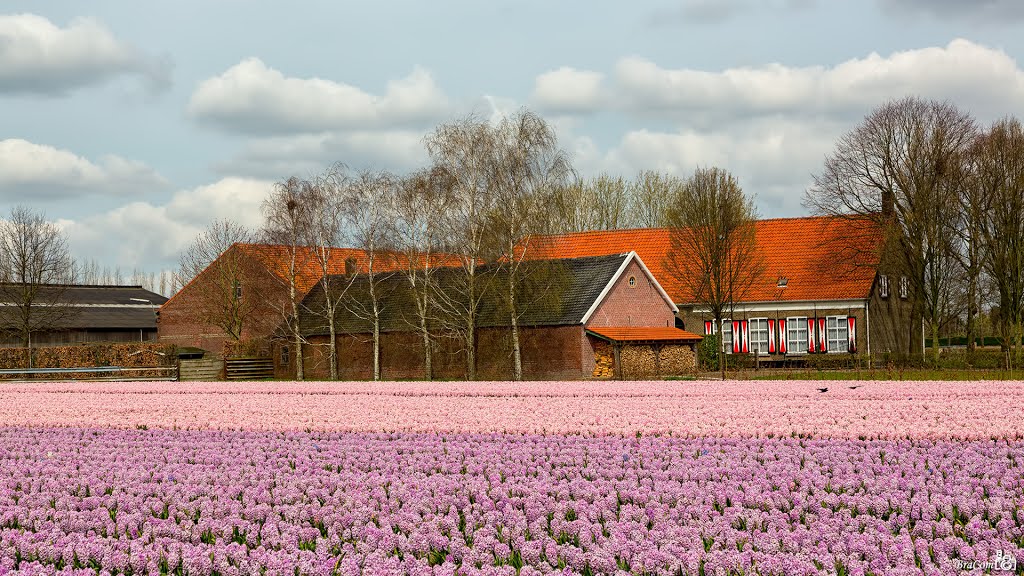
[0,285,166,330]
[62,308,159,330]
[298,253,630,336]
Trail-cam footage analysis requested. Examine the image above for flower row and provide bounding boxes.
[1,427,1022,575]
[1,380,1022,439]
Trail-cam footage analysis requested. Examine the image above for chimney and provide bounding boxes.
[344,257,357,276]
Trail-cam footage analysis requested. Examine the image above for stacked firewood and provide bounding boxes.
[592,343,615,378]
[621,345,658,379]
[659,345,696,375]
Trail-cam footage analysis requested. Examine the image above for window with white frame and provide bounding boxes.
[721,319,733,354]
[826,316,849,353]
[787,316,808,353]
[749,318,769,355]
[879,275,890,299]
[898,276,909,299]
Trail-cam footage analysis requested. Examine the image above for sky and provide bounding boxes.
[2,0,1024,275]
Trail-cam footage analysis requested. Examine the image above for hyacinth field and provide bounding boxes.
[1,381,1023,575]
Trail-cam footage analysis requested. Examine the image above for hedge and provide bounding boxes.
[0,343,177,371]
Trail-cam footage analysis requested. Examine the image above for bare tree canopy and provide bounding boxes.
[970,117,1024,358]
[425,114,499,380]
[486,109,574,380]
[0,206,79,349]
[261,176,321,380]
[663,167,763,379]
[176,218,253,342]
[805,96,977,358]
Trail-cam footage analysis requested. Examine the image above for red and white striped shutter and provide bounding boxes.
[848,317,856,353]
[807,318,816,353]
[779,319,787,353]
[819,318,827,352]
[705,320,713,335]
[768,319,776,353]
[742,320,749,353]
[733,320,740,353]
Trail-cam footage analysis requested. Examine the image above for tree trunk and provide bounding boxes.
[930,321,940,366]
[509,278,522,381]
[373,317,381,381]
[421,314,432,381]
[328,309,338,381]
[291,299,304,381]
[718,316,727,381]
[966,270,977,355]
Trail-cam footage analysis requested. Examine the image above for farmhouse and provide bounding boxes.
[527,216,912,360]
[283,252,701,380]
[158,243,431,355]
[0,284,167,347]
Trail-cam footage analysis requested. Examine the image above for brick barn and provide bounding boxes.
[158,243,422,356]
[283,252,702,380]
[528,215,913,360]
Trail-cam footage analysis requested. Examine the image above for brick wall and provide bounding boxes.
[677,304,869,357]
[285,325,585,381]
[584,260,676,329]
[158,247,290,356]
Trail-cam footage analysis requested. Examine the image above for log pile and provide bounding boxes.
[659,345,696,375]
[621,345,658,379]
[592,343,615,378]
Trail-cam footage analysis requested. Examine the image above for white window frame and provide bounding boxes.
[748,318,769,356]
[879,275,890,299]
[898,276,909,299]
[826,316,849,353]
[721,319,733,355]
[786,316,808,355]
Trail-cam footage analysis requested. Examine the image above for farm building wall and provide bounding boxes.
[583,260,676,329]
[281,325,586,381]
[158,249,289,356]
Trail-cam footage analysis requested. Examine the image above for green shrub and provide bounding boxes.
[697,334,720,371]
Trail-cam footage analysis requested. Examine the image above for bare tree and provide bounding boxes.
[393,166,454,380]
[548,174,632,233]
[487,109,573,380]
[304,164,353,380]
[972,117,1024,361]
[261,176,317,380]
[337,169,398,381]
[427,114,499,380]
[0,206,78,353]
[805,96,977,361]
[175,219,254,342]
[663,168,764,379]
[629,170,681,228]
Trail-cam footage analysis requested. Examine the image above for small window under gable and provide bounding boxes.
[879,275,890,299]
[898,276,909,299]
[233,281,242,299]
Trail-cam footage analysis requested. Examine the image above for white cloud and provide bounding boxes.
[613,39,1024,125]
[531,67,605,114]
[0,139,168,200]
[188,58,449,135]
[0,13,170,95]
[215,130,429,180]
[58,178,274,271]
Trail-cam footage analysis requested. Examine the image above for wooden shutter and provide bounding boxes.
[741,320,749,353]
[705,320,713,335]
[819,318,827,352]
[848,317,856,353]
[733,320,740,353]
[807,318,815,353]
[768,319,776,353]
[779,319,787,353]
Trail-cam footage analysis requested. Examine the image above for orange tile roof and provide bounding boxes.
[523,216,881,304]
[587,326,703,342]
[236,243,462,295]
